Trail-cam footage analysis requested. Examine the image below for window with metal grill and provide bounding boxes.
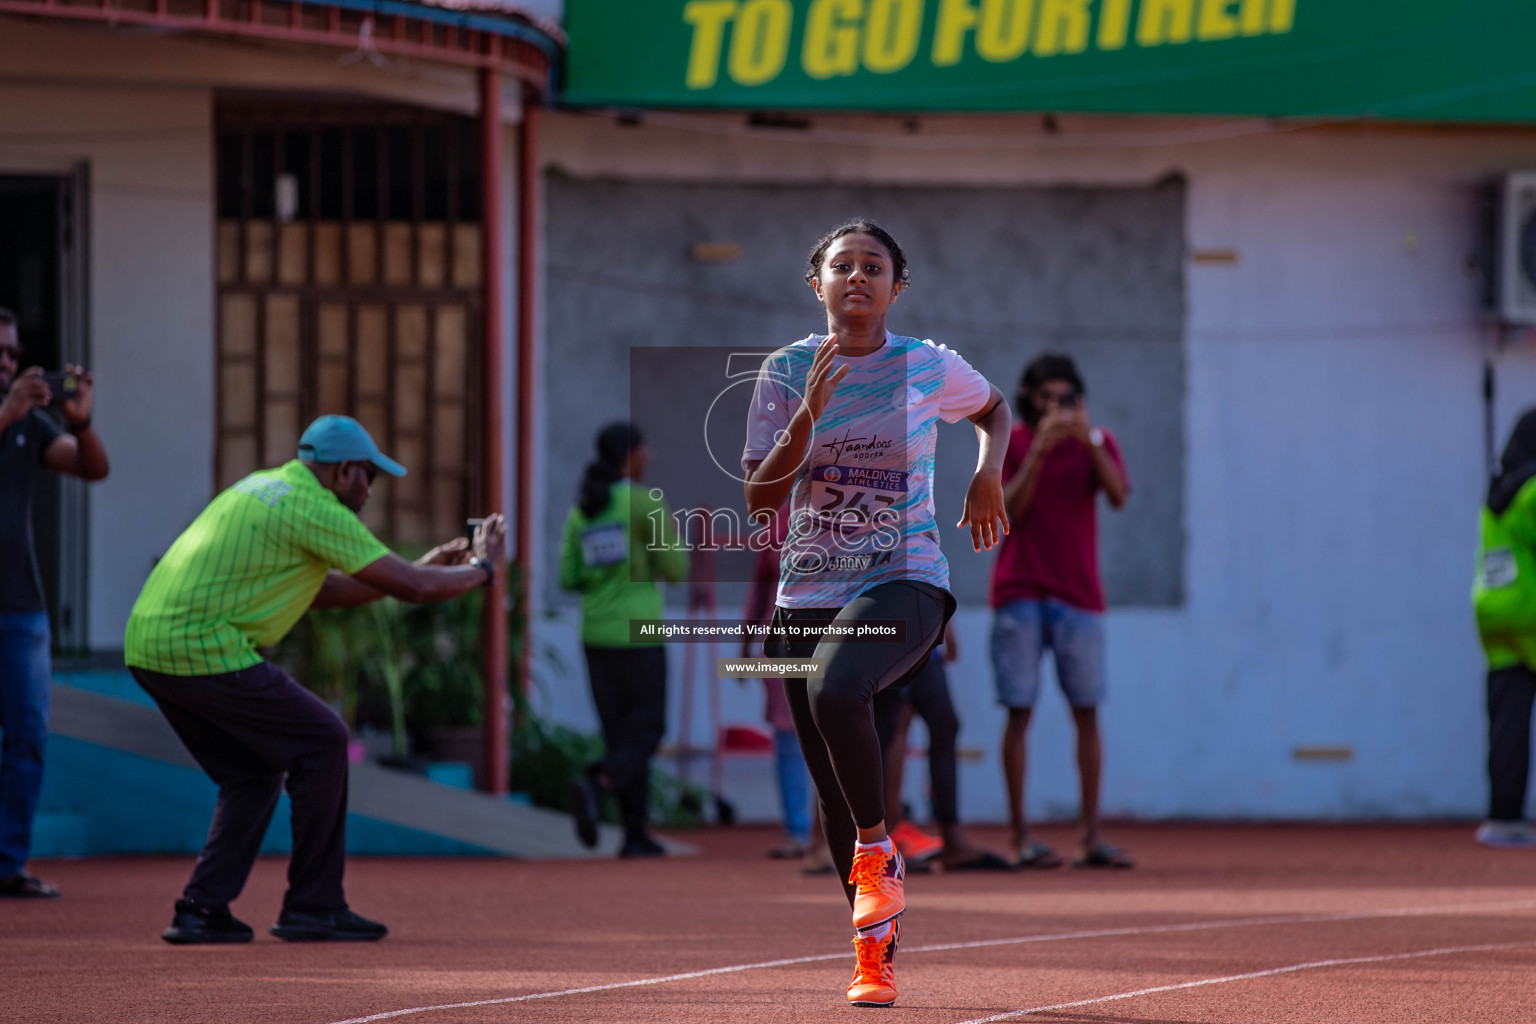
[215,102,483,546]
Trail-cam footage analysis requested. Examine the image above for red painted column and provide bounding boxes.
[479,67,509,796]
[514,92,538,717]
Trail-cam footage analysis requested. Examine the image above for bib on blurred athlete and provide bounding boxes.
[580,521,628,568]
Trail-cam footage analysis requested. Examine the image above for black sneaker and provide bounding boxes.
[569,776,601,848]
[270,907,388,942]
[618,834,667,859]
[0,872,60,899]
[162,899,254,944]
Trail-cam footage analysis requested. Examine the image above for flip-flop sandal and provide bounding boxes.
[1073,842,1135,869]
[1014,841,1064,869]
[942,851,1014,872]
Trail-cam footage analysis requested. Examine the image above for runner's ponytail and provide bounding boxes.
[579,422,643,519]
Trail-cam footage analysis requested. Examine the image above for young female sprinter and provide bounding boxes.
[742,221,1011,1007]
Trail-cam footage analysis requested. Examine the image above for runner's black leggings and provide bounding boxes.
[584,646,667,839]
[1488,664,1536,821]
[768,580,953,905]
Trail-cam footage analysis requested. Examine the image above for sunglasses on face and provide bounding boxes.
[1042,390,1081,407]
[0,346,22,362]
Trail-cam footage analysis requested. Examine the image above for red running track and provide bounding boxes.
[5,823,1536,1023]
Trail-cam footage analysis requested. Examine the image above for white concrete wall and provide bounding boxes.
[0,84,215,651]
[534,111,1536,821]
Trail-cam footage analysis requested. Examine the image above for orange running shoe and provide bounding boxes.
[889,820,943,863]
[847,919,900,1007]
[849,843,905,931]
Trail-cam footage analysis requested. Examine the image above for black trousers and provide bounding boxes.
[130,662,351,912]
[1488,664,1536,821]
[583,645,667,838]
[768,580,953,906]
[873,654,960,827]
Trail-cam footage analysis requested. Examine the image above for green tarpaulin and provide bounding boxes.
[563,0,1536,123]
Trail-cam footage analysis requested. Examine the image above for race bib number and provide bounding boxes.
[809,464,907,532]
[580,522,628,568]
[1483,547,1518,589]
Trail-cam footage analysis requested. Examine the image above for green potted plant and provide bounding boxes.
[400,591,486,783]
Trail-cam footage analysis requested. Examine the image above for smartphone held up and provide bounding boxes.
[42,370,78,404]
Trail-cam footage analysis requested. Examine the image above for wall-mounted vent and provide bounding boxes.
[1498,172,1536,325]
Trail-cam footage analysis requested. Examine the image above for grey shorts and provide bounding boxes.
[990,598,1105,709]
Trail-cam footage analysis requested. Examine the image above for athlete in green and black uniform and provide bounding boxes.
[559,422,687,857]
[125,415,506,944]
[1474,409,1536,849]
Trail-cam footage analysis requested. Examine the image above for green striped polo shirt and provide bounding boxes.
[125,460,390,676]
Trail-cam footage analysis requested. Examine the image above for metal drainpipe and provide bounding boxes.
[514,90,539,728]
[479,67,509,796]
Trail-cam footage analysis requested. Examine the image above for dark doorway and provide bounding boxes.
[0,174,87,651]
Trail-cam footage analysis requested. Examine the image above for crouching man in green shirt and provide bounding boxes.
[1474,409,1536,849]
[125,416,506,944]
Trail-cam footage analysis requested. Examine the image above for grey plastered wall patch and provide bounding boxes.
[544,173,1186,608]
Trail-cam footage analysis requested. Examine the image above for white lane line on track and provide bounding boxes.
[949,939,1536,1024]
[322,897,1536,1024]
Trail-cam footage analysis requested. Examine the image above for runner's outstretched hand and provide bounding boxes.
[803,335,849,422]
[957,469,1009,552]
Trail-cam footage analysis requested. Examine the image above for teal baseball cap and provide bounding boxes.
[297,416,407,477]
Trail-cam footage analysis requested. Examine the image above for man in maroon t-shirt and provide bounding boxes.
[989,354,1132,870]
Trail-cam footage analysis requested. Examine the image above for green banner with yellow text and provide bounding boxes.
[563,0,1536,122]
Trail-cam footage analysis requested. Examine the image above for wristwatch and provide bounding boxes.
[1088,427,1105,448]
[469,556,496,587]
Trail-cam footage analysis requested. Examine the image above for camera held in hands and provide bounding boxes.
[41,370,78,404]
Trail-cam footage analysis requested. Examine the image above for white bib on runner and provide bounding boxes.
[1483,547,1518,589]
[579,521,628,568]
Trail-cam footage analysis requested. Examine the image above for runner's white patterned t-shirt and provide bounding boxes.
[742,333,991,609]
